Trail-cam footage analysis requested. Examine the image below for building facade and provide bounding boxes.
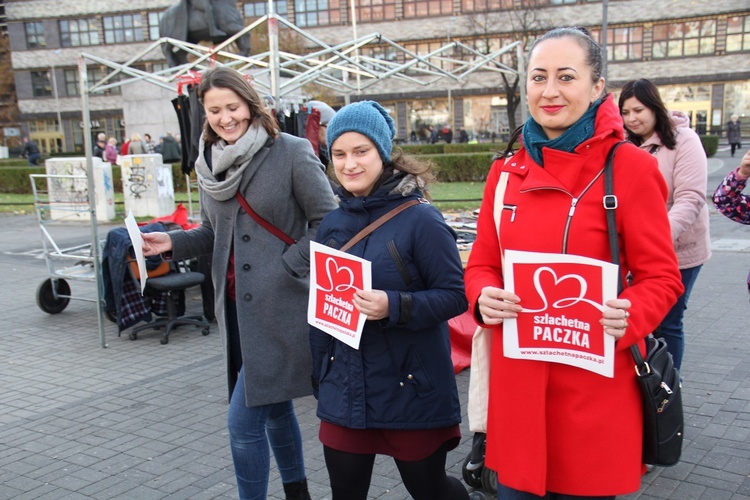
[5,0,749,153]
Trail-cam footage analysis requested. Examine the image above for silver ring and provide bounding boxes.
[624,311,630,319]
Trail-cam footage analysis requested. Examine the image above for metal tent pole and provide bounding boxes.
[268,0,280,104]
[79,55,108,348]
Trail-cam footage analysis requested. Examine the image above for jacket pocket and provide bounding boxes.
[401,348,436,398]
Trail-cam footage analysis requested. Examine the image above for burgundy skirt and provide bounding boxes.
[320,421,461,461]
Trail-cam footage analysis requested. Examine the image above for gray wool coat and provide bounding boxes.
[169,133,337,407]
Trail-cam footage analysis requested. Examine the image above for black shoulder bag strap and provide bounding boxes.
[602,141,648,367]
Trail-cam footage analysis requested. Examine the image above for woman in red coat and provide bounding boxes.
[464,27,683,498]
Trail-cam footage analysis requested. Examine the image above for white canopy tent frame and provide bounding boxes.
[77,9,520,347]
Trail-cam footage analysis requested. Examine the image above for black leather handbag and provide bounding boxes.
[630,334,684,465]
[604,142,684,467]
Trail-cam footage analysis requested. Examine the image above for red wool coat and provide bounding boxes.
[464,96,683,496]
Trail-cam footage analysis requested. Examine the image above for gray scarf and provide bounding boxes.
[195,124,270,201]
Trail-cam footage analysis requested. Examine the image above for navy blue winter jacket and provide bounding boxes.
[310,173,468,430]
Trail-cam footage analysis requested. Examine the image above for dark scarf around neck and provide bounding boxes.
[522,98,603,166]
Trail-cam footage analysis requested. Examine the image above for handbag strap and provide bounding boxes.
[602,141,648,368]
[235,191,296,246]
[340,199,421,252]
[493,156,513,271]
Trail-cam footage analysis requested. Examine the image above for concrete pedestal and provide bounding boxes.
[120,154,175,218]
[44,156,115,222]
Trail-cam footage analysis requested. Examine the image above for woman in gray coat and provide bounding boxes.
[142,67,337,500]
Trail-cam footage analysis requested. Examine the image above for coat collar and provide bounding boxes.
[505,95,625,194]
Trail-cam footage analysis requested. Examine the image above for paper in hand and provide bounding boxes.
[124,211,148,294]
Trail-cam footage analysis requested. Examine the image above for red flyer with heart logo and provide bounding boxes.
[502,249,619,377]
[307,241,372,349]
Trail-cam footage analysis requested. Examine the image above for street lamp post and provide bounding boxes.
[50,48,65,152]
[50,63,62,132]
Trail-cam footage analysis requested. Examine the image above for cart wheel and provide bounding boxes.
[202,327,210,336]
[36,278,71,314]
[462,454,483,488]
[129,333,137,341]
[481,466,498,495]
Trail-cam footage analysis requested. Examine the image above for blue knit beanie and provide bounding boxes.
[326,100,395,162]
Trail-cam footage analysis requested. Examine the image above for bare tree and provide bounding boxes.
[463,2,549,133]
[0,34,21,149]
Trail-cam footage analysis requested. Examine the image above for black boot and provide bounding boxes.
[283,479,311,500]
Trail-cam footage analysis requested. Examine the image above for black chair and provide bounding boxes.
[128,259,210,344]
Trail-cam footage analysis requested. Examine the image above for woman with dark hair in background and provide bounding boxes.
[619,78,711,371]
[142,66,337,500]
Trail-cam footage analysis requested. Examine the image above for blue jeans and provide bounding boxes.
[653,265,702,371]
[497,483,615,499]
[227,366,306,500]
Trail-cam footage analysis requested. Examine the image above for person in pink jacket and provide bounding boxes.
[464,27,683,498]
[619,79,711,371]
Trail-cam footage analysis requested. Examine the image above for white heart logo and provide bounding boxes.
[522,266,604,313]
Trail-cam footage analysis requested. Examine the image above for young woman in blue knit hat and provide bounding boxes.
[309,100,471,499]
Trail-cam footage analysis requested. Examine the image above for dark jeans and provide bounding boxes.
[497,483,615,500]
[227,366,306,500]
[27,153,40,166]
[653,265,702,371]
[730,142,741,157]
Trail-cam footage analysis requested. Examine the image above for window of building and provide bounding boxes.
[64,68,122,96]
[244,1,288,18]
[726,15,750,52]
[652,19,715,59]
[60,18,100,47]
[31,71,52,97]
[403,40,456,72]
[356,0,397,22]
[404,0,453,17]
[103,13,145,44]
[25,21,46,48]
[148,12,163,40]
[151,62,169,73]
[294,0,340,27]
[361,44,399,69]
[461,0,513,10]
[590,26,643,61]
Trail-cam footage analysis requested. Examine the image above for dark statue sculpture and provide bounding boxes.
[159,0,251,67]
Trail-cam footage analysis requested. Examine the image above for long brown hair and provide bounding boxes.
[618,79,677,150]
[390,148,437,188]
[197,67,278,145]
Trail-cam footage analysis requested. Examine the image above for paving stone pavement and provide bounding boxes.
[1,153,749,499]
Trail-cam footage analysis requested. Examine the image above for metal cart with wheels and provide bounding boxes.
[30,173,108,347]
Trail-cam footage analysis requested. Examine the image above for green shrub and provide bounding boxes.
[426,152,496,182]
[0,158,44,167]
[398,144,446,155]
[699,135,718,157]
[398,142,506,156]
[0,162,188,194]
[0,167,45,193]
[443,143,505,154]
